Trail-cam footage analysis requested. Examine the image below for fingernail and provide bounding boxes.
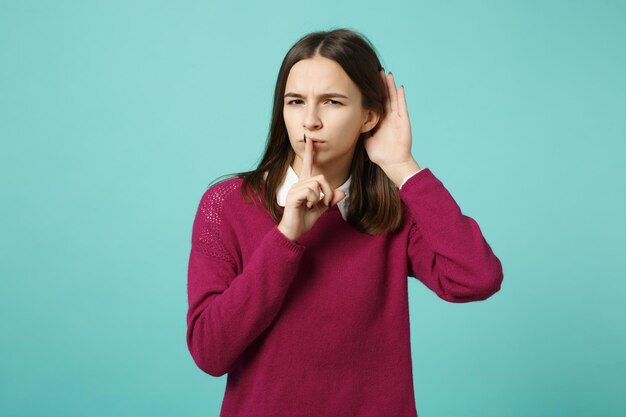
[304,133,307,143]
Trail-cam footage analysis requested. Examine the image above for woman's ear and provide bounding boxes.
[360,109,381,134]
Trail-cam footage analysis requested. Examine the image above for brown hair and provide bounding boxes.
[210,28,404,235]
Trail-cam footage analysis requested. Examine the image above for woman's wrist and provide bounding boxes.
[382,158,422,187]
[277,224,299,241]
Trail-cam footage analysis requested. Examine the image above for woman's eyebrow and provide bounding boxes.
[284,92,349,99]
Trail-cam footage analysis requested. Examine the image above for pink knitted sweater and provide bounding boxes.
[186,168,503,416]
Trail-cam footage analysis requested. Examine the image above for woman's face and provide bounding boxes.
[283,55,377,172]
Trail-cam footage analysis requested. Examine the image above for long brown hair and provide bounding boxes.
[210,28,404,235]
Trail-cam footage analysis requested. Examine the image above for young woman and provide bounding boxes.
[186,28,503,416]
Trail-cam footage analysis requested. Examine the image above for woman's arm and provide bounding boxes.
[399,168,503,302]
[186,186,306,376]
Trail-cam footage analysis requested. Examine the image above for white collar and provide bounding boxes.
[268,165,351,221]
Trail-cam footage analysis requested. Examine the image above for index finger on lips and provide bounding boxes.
[300,133,313,180]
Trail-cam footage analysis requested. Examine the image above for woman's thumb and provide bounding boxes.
[331,190,346,207]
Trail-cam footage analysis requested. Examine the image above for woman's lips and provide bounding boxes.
[299,140,324,146]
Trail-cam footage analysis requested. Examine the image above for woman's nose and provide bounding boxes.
[303,106,322,130]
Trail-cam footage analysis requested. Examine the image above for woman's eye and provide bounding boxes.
[286,99,342,105]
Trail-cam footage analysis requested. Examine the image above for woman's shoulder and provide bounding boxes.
[204,175,243,199]
[196,176,245,217]
[195,173,271,225]
[193,177,242,221]
[190,177,247,263]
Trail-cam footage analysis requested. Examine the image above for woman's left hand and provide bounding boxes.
[363,70,421,186]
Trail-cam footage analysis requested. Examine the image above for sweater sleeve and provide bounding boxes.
[186,185,306,377]
[398,168,503,303]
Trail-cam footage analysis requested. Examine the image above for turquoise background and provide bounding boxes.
[1,0,624,416]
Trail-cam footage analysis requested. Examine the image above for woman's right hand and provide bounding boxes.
[277,135,346,241]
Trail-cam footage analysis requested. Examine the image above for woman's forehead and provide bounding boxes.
[285,57,357,96]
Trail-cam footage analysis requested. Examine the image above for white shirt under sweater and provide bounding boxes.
[275,165,423,220]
